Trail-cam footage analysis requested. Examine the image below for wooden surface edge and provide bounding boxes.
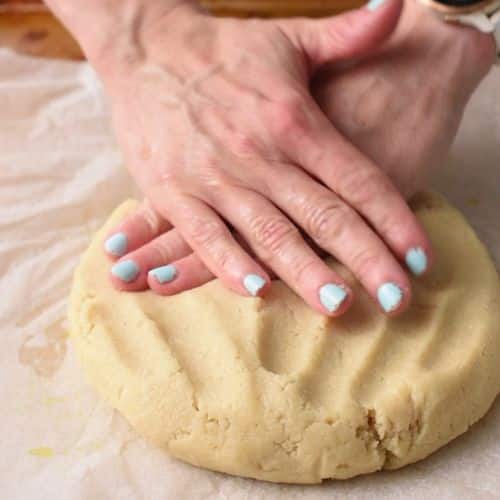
[0,1,362,60]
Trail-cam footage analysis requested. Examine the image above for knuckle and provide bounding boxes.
[137,202,162,235]
[150,239,173,263]
[188,217,235,271]
[267,93,311,140]
[351,246,383,277]
[197,162,234,191]
[292,257,320,285]
[304,198,350,245]
[204,244,234,272]
[188,216,227,248]
[156,169,183,193]
[231,131,260,159]
[249,214,299,256]
[378,213,408,242]
[342,168,390,208]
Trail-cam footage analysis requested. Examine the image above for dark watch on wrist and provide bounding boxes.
[418,0,500,59]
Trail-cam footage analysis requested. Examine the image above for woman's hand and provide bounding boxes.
[96,0,494,317]
[314,0,495,198]
[96,0,435,317]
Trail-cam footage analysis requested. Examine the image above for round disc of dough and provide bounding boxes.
[69,192,500,483]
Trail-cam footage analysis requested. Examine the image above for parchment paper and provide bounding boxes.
[0,47,499,500]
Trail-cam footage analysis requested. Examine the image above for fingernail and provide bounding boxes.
[406,247,428,277]
[367,0,387,11]
[377,282,403,313]
[148,264,177,284]
[319,283,348,313]
[105,232,128,257]
[243,274,267,297]
[111,260,140,283]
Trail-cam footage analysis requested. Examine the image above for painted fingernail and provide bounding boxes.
[367,0,387,11]
[243,274,267,297]
[406,247,428,276]
[148,264,177,284]
[104,232,128,257]
[377,282,403,313]
[319,283,348,313]
[111,260,139,283]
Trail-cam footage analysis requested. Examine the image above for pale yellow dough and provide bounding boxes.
[69,192,500,484]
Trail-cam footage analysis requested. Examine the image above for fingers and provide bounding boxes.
[207,186,353,316]
[307,115,433,280]
[279,0,403,71]
[163,194,272,298]
[105,199,216,295]
[147,254,214,296]
[110,224,216,295]
[265,94,433,290]
[103,199,171,258]
[251,162,413,315]
[109,227,193,291]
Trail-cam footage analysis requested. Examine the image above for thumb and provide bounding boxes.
[280,0,403,71]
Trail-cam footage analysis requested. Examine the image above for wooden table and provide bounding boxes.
[0,0,362,60]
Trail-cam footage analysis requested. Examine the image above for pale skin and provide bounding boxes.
[46,0,495,316]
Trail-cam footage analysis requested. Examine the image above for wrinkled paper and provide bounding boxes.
[0,48,499,500]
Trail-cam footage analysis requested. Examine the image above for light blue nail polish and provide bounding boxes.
[319,283,348,313]
[406,247,428,277]
[111,260,139,283]
[367,0,387,11]
[148,264,177,284]
[105,232,128,257]
[377,282,403,313]
[244,274,267,297]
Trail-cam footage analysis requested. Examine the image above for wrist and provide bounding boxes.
[45,0,199,68]
[399,0,496,69]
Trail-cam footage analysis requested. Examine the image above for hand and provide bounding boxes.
[97,0,436,317]
[101,1,495,318]
[313,0,495,198]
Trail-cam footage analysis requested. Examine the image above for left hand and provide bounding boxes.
[314,0,494,198]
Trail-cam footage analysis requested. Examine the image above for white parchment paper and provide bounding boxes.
[0,48,499,500]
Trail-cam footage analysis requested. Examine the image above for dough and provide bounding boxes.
[69,192,500,484]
